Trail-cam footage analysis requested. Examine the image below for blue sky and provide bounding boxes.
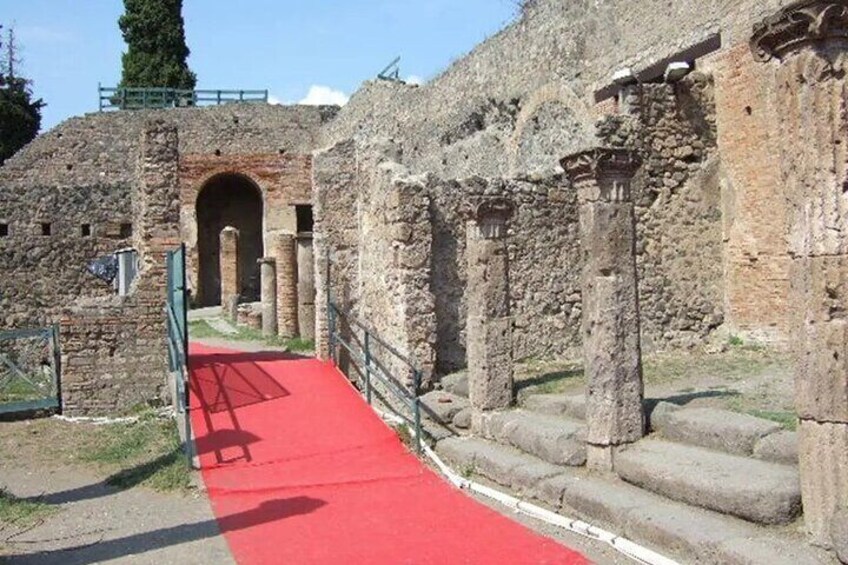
[1,0,519,131]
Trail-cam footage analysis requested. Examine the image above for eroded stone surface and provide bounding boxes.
[753,430,799,465]
[654,407,782,456]
[615,438,801,525]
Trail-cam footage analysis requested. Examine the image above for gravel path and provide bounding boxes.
[0,466,233,564]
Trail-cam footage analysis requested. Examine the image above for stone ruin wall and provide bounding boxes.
[0,105,332,413]
[597,76,724,349]
[317,0,803,356]
[0,104,334,325]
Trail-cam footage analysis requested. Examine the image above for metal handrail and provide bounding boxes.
[328,300,423,452]
[98,85,269,111]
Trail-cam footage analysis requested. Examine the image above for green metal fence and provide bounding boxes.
[99,85,269,111]
[166,244,193,466]
[326,256,423,453]
[0,326,60,415]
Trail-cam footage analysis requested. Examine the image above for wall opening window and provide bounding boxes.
[0,223,8,237]
[81,224,92,237]
[296,205,313,234]
[41,222,52,236]
[120,223,133,238]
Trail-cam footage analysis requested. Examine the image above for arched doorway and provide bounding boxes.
[195,173,264,307]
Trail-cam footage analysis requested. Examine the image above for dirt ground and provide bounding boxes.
[0,418,233,564]
[514,344,797,429]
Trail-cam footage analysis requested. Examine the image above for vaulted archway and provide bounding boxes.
[195,173,264,307]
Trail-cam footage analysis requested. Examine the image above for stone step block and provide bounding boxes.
[652,406,783,456]
[753,430,798,465]
[434,436,569,505]
[615,438,802,525]
[420,390,470,426]
[565,477,828,565]
[478,409,586,466]
[440,372,468,397]
[437,436,826,564]
[521,393,586,420]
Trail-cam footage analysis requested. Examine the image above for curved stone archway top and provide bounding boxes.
[751,0,848,61]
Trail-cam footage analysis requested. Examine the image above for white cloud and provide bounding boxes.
[405,75,424,86]
[267,94,283,105]
[299,85,349,107]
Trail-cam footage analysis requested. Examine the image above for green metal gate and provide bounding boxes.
[0,326,61,415]
[166,244,193,464]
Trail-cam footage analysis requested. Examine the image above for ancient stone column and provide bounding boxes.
[258,257,277,337]
[752,1,848,549]
[274,233,298,338]
[220,227,240,321]
[467,198,515,415]
[297,233,316,341]
[562,148,644,472]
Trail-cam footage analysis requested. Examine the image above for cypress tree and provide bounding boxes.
[0,25,44,165]
[118,0,197,90]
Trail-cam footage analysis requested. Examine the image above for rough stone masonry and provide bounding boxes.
[563,148,645,472]
[752,0,848,550]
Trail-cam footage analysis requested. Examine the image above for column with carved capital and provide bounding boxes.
[752,1,848,551]
[562,148,644,472]
[467,198,515,418]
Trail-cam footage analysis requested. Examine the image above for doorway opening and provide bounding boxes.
[196,173,264,307]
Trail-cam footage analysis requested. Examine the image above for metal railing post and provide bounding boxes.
[364,331,372,404]
[413,369,422,453]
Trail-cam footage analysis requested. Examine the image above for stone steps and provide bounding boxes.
[650,404,798,464]
[436,436,831,565]
[476,409,586,466]
[615,438,802,525]
[521,393,800,466]
[419,390,471,429]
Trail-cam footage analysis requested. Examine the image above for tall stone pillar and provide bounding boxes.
[220,227,240,321]
[467,198,515,416]
[562,148,644,472]
[297,234,316,341]
[258,258,277,337]
[275,233,298,339]
[752,1,848,550]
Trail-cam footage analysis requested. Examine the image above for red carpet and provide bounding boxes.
[189,343,589,564]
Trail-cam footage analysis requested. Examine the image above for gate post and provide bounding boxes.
[562,148,644,472]
[752,1,848,549]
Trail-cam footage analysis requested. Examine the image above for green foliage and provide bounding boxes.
[0,26,44,165]
[0,488,56,527]
[118,0,197,90]
[79,413,192,492]
[728,335,744,347]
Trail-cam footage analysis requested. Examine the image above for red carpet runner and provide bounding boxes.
[189,343,588,564]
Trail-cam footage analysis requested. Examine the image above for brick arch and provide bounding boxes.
[507,83,594,176]
[194,172,265,307]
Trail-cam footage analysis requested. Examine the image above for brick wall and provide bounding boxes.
[710,43,791,344]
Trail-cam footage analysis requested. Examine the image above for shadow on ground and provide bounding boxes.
[5,496,326,565]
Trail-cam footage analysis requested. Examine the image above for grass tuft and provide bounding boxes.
[188,319,315,353]
[79,414,192,493]
[0,489,56,527]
